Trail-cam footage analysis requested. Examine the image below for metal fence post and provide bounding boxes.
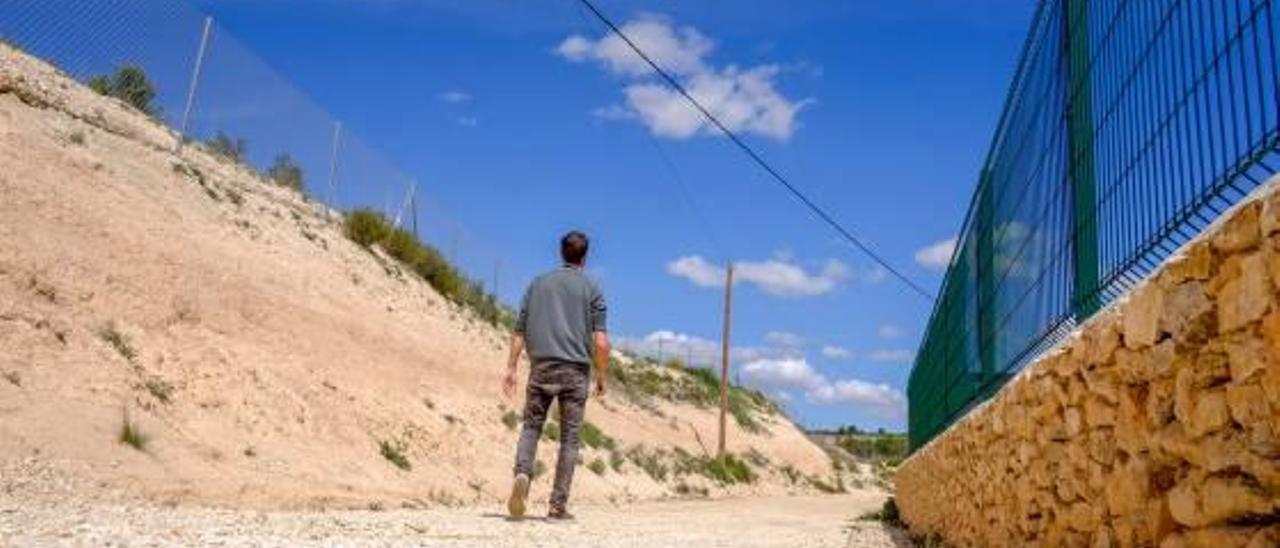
[977,168,997,394]
[1066,0,1100,319]
[175,16,212,154]
[325,121,342,221]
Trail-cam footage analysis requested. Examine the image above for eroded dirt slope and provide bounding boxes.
[0,43,840,511]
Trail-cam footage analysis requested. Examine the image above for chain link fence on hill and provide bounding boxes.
[0,0,512,325]
[910,0,1280,451]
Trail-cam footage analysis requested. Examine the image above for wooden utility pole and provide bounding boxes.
[718,262,734,458]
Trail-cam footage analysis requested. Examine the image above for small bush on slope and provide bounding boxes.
[343,209,512,328]
[206,132,248,164]
[88,65,158,115]
[607,354,778,433]
[266,153,304,192]
[378,439,411,471]
[118,412,148,451]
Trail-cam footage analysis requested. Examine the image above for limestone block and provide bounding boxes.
[1148,498,1179,545]
[1148,378,1176,428]
[1126,283,1166,349]
[1160,281,1215,345]
[1168,476,1275,528]
[1086,396,1118,428]
[1217,253,1271,333]
[1116,388,1149,455]
[1161,241,1216,285]
[1066,501,1102,533]
[1083,311,1123,367]
[1212,200,1263,253]
[1085,367,1122,404]
[1262,187,1280,236]
[1185,388,1230,439]
[1226,382,1270,430]
[1262,366,1280,413]
[1106,456,1150,516]
[1087,428,1117,465]
[1066,406,1084,437]
[1246,526,1280,548]
[1224,334,1270,383]
[1162,527,1263,548]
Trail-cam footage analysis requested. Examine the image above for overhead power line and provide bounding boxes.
[573,0,937,301]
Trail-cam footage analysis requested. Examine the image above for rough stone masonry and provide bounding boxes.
[895,175,1280,548]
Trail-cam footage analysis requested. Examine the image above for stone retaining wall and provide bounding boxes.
[896,177,1280,547]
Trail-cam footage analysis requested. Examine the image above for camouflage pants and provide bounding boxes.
[513,361,589,510]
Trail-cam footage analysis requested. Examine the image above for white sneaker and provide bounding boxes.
[507,473,530,518]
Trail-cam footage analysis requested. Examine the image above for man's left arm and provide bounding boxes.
[589,283,609,396]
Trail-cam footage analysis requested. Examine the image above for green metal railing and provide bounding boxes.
[908,0,1280,451]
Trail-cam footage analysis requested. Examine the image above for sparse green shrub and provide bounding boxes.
[744,447,770,467]
[342,208,512,328]
[779,464,803,485]
[606,354,778,433]
[587,458,606,476]
[608,450,625,472]
[345,209,392,248]
[207,132,248,163]
[379,439,411,471]
[626,445,668,482]
[837,431,908,464]
[144,378,173,404]
[98,323,136,361]
[501,410,520,431]
[532,459,547,480]
[674,482,709,497]
[69,131,86,145]
[88,65,158,115]
[674,451,756,485]
[580,421,615,450]
[807,473,844,494]
[118,412,148,450]
[859,497,902,527]
[706,454,755,484]
[266,153,304,192]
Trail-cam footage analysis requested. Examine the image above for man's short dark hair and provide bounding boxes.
[561,231,589,265]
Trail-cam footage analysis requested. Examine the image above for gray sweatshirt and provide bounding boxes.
[515,266,608,367]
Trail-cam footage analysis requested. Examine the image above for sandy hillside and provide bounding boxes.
[0,43,844,511]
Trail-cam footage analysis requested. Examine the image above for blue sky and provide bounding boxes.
[181,0,1037,431]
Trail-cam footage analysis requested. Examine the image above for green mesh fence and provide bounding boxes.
[909,0,1280,451]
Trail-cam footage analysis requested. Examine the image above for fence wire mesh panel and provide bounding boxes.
[909,0,1280,451]
[0,0,512,325]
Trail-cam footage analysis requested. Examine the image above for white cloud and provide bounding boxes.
[915,237,957,271]
[808,378,906,413]
[764,331,804,348]
[616,330,803,366]
[557,15,809,141]
[737,257,849,297]
[438,90,472,104]
[666,255,724,288]
[666,255,852,297]
[877,324,904,339]
[742,357,827,391]
[867,349,916,364]
[556,17,712,78]
[820,345,851,360]
[741,357,904,418]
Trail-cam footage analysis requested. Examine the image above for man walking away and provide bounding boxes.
[503,231,609,520]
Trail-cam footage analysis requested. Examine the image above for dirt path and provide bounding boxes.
[1,491,906,547]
